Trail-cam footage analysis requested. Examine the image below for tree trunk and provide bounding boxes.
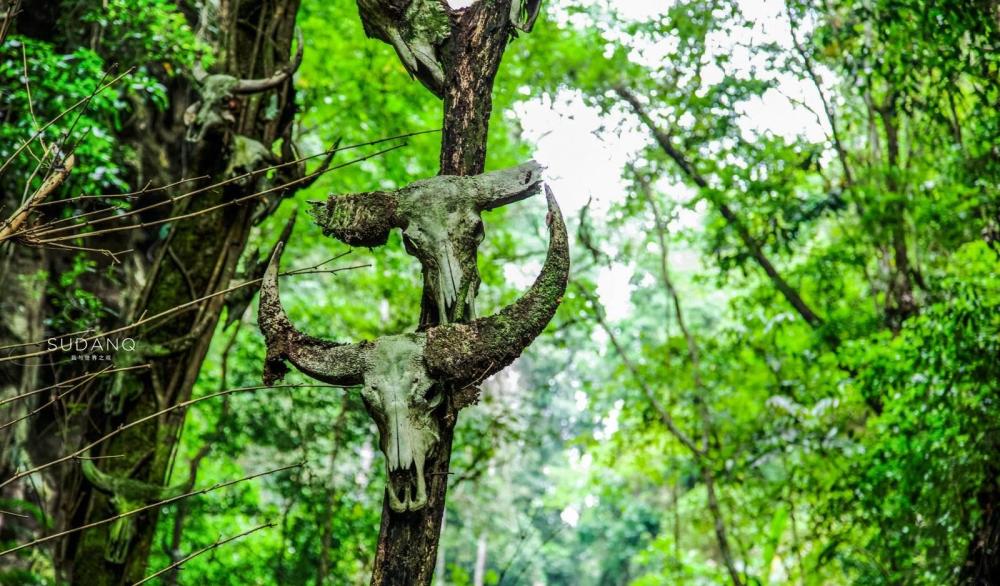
[47,2,303,583]
[473,532,487,586]
[961,471,1000,585]
[369,2,515,584]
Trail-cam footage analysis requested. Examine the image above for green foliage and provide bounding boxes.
[0,35,157,196]
[46,254,108,332]
[11,0,999,583]
[75,0,205,70]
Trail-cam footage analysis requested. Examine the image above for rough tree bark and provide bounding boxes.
[367,2,518,584]
[2,1,303,583]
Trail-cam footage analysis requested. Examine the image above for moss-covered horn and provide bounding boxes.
[80,459,116,496]
[259,241,367,387]
[307,190,404,247]
[424,185,569,384]
[472,160,545,211]
[233,27,305,94]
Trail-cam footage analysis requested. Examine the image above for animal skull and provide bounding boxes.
[260,187,569,512]
[183,31,304,142]
[80,459,193,563]
[355,0,451,97]
[308,160,545,323]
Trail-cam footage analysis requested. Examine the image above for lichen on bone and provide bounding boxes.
[260,175,569,514]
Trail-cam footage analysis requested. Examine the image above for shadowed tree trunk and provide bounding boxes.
[367,2,518,584]
[0,1,305,583]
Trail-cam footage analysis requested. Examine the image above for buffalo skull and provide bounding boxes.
[308,160,545,324]
[183,31,304,142]
[259,187,569,512]
[81,459,195,563]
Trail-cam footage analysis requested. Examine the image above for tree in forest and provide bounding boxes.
[0,0,561,583]
[252,2,564,582]
[0,0,317,582]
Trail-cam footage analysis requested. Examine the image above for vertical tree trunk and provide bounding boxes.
[369,2,515,584]
[56,2,303,583]
[473,532,488,586]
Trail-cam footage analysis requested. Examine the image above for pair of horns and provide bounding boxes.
[307,161,545,247]
[194,28,305,94]
[259,186,569,387]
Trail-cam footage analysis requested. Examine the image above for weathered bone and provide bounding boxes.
[81,459,194,564]
[356,0,450,97]
[232,28,305,94]
[260,245,438,512]
[308,160,545,323]
[258,242,367,387]
[510,0,543,33]
[184,29,304,142]
[423,186,569,384]
[258,187,568,512]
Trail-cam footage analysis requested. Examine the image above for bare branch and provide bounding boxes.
[0,364,149,431]
[0,153,76,241]
[0,464,299,557]
[24,143,407,245]
[137,522,276,585]
[0,384,338,491]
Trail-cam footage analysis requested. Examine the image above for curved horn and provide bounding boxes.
[233,27,305,94]
[80,459,116,496]
[307,190,404,247]
[424,185,569,384]
[259,241,366,386]
[472,160,545,211]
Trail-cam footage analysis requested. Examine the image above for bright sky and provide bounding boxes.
[501,0,829,325]
[497,0,832,528]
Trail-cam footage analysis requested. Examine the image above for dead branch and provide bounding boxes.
[0,258,367,364]
[16,130,434,242]
[0,463,300,557]
[0,384,338,491]
[137,522,275,585]
[0,153,76,241]
[24,143,407,245]
[0,364,149,431]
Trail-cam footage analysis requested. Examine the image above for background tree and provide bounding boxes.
[1,0,998,584]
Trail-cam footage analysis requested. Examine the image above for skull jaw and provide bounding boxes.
[429,252,479,324]
[386,455,428,513]
[106,516,136,564]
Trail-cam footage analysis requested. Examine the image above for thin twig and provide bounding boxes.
[28,144,406,244]
[0,385,336,490]
[20,130,433,241]
[0,66,134,179]
[0,260,365,364]
[0,364,149,431]
[136,522,276,585]
[0,464,299,557]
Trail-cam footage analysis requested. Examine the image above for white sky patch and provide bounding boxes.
[595,262,634,321]
[503,258,542,290]
[515,92,647,218]
[560,505,580,527]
